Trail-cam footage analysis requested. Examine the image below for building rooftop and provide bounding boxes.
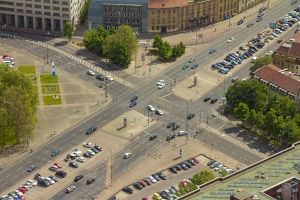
[187,142,300,200]
[148,0,189,9]
[253,64,300,95]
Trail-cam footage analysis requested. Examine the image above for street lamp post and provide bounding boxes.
[46,32,49,63]
[1,24,7,46]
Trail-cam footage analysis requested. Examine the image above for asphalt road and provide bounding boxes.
[0,1,296,198]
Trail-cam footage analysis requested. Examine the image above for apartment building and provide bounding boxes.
[0,0,86,32]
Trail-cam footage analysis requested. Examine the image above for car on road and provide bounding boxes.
[210,98,218,104]
[27,165,36,172]
[187,113,195,119]
[237,19,244,25]
[177,130,187,136]
[227,37,234,43]
[204,97,211,102]
[209,48,216,54]
[83,142,93,148]
[96,74,105,81]
[51,150,59,157]
[155,109,163,115]
[149,135,158,140]
[129,101,137,108]
[259,6,266,12]
[167,122,175,128]
[257,12,264,18]
[74,174,83,182]
[247,22,254,27]
[130,95,138,102]
[122,186,133,194]
[189,58,195,63]
[182,64,189,69]
[66,185,76,193]
[69,162,79,168]
[157,80,165,86]
[256,17,263,22]
[87,70,95,76]
[86,126,97,135]
[231,77,238,82]
[86,178,96,184]
[166,134,175,141]
[191,64,199,69]
[123,152,132,159]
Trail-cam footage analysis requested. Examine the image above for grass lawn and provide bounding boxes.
[18,65,36,74]
[42,84,60,94]
[43,95,62,105]
[28,75,37,84]
[32,85,39,105]
[40,75,58,84]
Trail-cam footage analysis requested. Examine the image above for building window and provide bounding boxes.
[16,3,23,6]
[62,8,69,12]
[53,13,60,17]
[152,26,155,30]
[220,7,222,12]
[34,0,41,2]
[172,25,175,29]
[168,26,171,30]
[26,10,33,14]
[162,10,165,14]
[173,9,176,13]
[34,5,41,8]
[162,18,166,24]
[152,18,155,24]
[17,9,23,13]
[44,6,50,9]
[157,17,160,24]
[61,1,68,5]
[156,26,160,30]
[168,9,170,14]
[44,12,51,15]
[62,14,69,18]
[26,4,32,8]
[157,10,160,14]
[172,17,175,23]
[43,0,50,3]
[167,17,170,23]
[35,11,42,15]
[53,7,59,10]
[152,9,155,14]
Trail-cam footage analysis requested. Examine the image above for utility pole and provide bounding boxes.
[105,80,108,102]
[110,150,113,186]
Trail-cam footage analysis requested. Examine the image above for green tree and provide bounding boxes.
[63,22,74,42]
[83,26,108,55]
[247,109,257,128]
[159,41,172,61]
[79,0,91,24]
[250,56,272,72]
[220,169,227,177]
[153,35,164,49]
[107,41,131,68]
[234,102,249,122]
[192,170,215,185]
[263,108,277,136]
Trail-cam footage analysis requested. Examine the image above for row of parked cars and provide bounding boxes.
[1,180,35,199]
[207,160,235,175]
[169,157,200,174]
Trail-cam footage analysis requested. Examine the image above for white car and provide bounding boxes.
[13,190,23,196]
[177,130,187,136]
[155,109,163,115]
[189,58,195,63]
[267,35,274,40]
[271,32,278,37]
[157,80,165,85]
[227,37,234,43]
[158,83,165,89]
[72,148,82,156]
[147,105,155,111]
[76,156,86,163]
[45,177,55,185]
[123,152,132,159]
[148,176,157,183]
[220,97,226,101]
[87,149,95,156]
[83,142,92,148]
[26,180,37,186]
[4,57,14,65]
[87,70,95,76]
[266,51,273,56]
[66,185,76,193]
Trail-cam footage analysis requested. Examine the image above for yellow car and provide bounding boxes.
[153,193,162,200]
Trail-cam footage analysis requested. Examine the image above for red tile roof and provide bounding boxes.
[274,42,300,59]
[291,32,300,43]
[148,0,189,9]
[254,64,300,95]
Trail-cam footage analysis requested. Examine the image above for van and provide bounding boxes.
[251,57,257,63]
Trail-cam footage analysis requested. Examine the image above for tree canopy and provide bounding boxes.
[250,56,272,72]
[0,64,38,148]
[63,22,74,42]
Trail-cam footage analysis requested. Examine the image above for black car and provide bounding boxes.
[210,98,218,104]
[122,186,133,194]
[259,6,266,12]
[83,152,92,158]
[191,64,199,69]
[34,173,41,180]
[207,160,216,166]
[133,182,143,190]
[51,150,59,157]
[256,17,263,22]
[130,95,138,102]
[27,165,36,172]
[108,196,117,200]
[204,97,211,102]
[86,126,97,135]
[94,145,103,151]
[166,122,176,128]
[187,159,196,165]
[87,178,95,184]
[180,162,189,170]
[184,161,192,168]
[169,166,178,174]
[152,173,161,181]
[74,174,83,182]
[166,134,175,141]
[172,124,180,130]
[69,162,79,168]
[56,170,67,178]
[96,75,105,81]
[91,147,99,153]
[157,172,167,180]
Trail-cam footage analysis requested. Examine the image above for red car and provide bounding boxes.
[17,187,26,194]
[277,39,283,43]
[139,180,147,187]
[54,162,62,168]
[142,197,149,200]
[192,157,200,163]
[2,54,10,59]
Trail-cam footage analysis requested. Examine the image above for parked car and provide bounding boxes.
[204,97,211,102]
[187,113,195,119]
[210,98,218,104]
[122,186,133,194]
[166,134,175,141]
[69,162,79,168]
[49,165,58,172]
[189,58,195,63]
[177,130,187,136]
[83,142,92,148]
[56,170,67,178]
[147,104,155,111]
[169,167,178,174]
[96,74,105,81]
[155,109,163,115]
